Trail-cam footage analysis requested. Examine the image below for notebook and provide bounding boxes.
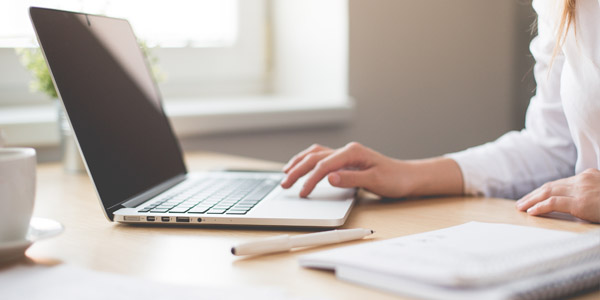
[29,7,355,227]
[300,222,600,300]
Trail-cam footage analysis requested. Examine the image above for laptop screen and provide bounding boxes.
[30,8,187,216]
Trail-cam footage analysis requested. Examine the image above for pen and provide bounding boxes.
[231,228,374,256]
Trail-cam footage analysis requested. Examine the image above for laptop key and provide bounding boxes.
[157,206,175,210]
[213,205,232,209]
[207,208,227,214]
[231,208,252,212]
[188,206,210,213]
[177,205,195,210]
[238,200,259,206]
[150,209,169,213]
[169,206,191,213]
[228,207,249,212]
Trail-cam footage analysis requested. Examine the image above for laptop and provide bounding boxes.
[29,7,356,227]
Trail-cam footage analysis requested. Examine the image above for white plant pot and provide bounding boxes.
[57,102,86,173]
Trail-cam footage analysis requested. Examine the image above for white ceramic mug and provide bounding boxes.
[0,148,36,243]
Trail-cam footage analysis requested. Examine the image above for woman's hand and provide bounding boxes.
[280,142,464,198]
[516,168,600,223]
[280,142,411,198]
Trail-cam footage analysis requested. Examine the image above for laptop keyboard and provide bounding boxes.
[138,177,280,215]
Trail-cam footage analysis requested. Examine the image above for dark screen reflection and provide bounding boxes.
[31,8,187,215]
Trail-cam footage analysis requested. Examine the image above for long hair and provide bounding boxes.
[551,0,577,67]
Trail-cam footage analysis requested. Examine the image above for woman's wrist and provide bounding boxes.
[404,157,464,197]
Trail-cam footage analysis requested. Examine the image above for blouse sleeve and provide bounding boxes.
[445,0,577,199]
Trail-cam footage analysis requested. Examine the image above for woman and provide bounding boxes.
[280,0,600,223]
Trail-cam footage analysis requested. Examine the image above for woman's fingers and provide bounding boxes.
[300,143,371,197]
[526,196,574,216]
[516,182,571,211]
[281,150,333,188]
[516,183,554,209]
[282,144,331,173]
[282,142,399,199]
[516,188,540,207]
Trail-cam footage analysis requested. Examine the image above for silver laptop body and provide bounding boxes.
[116,172,355,227]
[30,7,355,228]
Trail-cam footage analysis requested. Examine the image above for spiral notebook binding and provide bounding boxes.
[508,260,600,300]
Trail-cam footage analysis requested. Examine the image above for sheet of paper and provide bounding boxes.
[0,264,323,300]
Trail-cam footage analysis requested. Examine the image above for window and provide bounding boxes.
[0,0,352,148]
[0,0,266,105]
[0,0,238,48]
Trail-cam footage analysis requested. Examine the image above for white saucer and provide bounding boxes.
[0,217,64,263]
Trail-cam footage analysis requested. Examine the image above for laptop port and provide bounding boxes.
[161,217,170,222]
[146,216,155,222]
[176,217,190,223]
[197,218,202,223]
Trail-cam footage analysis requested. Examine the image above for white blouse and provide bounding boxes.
[447,0,600,199]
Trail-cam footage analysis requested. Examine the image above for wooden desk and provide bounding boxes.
[20,152,600,299]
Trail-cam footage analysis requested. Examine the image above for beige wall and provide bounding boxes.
[180,0,536,163]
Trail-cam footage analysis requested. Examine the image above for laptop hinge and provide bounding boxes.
[119,174,187,209]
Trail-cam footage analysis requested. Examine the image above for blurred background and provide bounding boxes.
[0,0,537,165]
